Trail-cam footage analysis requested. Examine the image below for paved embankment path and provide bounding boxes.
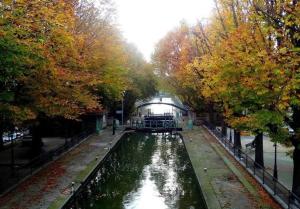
[182,126,282,209]
[0,129,125,209]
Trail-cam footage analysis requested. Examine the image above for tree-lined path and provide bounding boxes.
[1,0,300,208]
[183,126,281,209]
[0,129,123,209]
[153,0,300,200]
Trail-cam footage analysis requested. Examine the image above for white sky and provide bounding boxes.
[115,0,214,61]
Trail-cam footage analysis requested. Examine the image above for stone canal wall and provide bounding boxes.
[0,129,128,209]
[0,126,282,209]
[181,126,282,209]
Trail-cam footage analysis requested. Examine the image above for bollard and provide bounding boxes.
[71,181,75,194]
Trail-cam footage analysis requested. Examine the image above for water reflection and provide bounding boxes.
[66,133,206,209]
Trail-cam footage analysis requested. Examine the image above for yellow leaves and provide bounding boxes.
[230,116,253,129]
[153,0,300,137]
[8,106,36,125]
[0,0,138,128]
[279,47,288,55]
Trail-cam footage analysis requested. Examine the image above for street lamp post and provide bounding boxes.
[10,133,15,176]
[112,118,115,135]
[121,96,124,126]
[273,142,278,180]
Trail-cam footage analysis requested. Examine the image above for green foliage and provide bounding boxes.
[0,35,35,100]
[153,22,205,113]
[0,0,158,131]
[153,0,300,145]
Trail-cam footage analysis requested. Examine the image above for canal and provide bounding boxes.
[64,132,206,209]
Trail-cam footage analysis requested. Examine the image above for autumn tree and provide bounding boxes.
[153,0,300,194]
[123,44,158,119]
[250,0,300,196]
[0,33,40,148]
[0,0,158,151]
[153,22,206,113]
[0,0,104,150]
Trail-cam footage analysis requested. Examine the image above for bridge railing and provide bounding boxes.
[131,120,179,129]
[135,102,188,112]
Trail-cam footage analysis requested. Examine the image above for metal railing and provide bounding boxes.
[203,121,300,209]
[0,130,94,195]
[131,120,179,130]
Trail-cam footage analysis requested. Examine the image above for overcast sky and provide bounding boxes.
[115,0,214,61]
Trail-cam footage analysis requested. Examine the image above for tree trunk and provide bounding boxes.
[221,121,227,138]
[229,127,233,143]
[234,130,241,148]
[292,142,300,197]
[254,133,264,168]
[234,130,241,157]
[213,0,228,37]
[0,124,4,150]
[65,120,72,138]
[30,123,43,154]
[230,0,239,28]
[208,104,214,125]
[291,106,300,196]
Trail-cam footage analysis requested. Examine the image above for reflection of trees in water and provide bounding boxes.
[69,132,206,209]
[149,133,179,207]
[174,137,205,209]
[78,133,157,209]
[148,134,205,209]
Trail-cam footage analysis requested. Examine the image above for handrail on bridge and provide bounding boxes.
[136,102,188,112]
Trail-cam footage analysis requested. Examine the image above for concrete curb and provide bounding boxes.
[209,142,258,197]
[0,133,94,199]
[50,131,130,209]
[203,125,288,209]
[180,132,221,209]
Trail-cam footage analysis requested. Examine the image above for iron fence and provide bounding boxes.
[131,120,179,129]
[0,130,93,195]
[203,121,300,209]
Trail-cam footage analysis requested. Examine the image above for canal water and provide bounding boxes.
[65,132,206,209]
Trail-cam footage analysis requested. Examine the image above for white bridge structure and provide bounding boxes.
[130,93,188,131]
[135,92,188,113]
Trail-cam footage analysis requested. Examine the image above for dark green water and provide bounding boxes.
[67,133,206,209]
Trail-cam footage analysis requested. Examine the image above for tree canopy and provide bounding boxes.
[153,0,300,196]
[0,0,157,135]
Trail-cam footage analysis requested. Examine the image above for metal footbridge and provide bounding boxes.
[129,114,182,132]
[130,92,187,132]
[135,92,188,112]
